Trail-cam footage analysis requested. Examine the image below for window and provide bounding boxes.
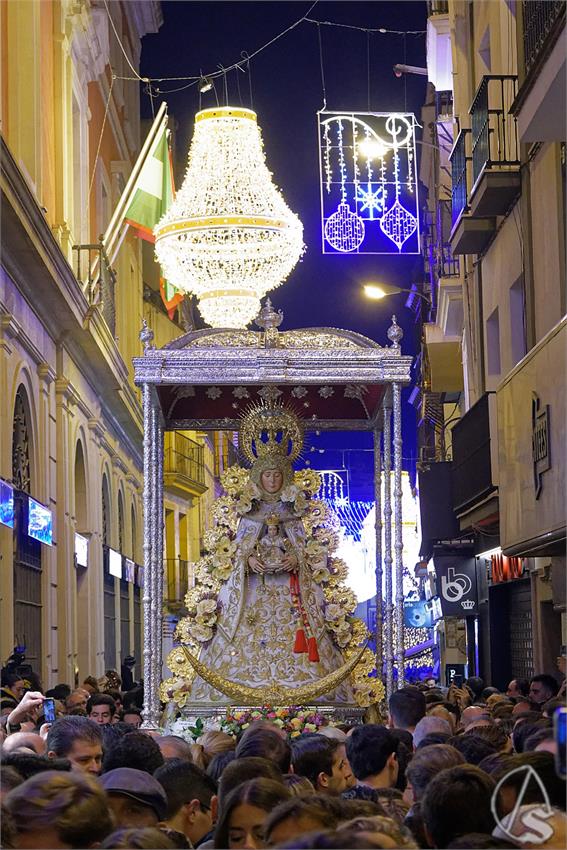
[486,307,501,377]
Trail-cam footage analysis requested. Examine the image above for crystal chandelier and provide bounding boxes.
[154,106,304,328]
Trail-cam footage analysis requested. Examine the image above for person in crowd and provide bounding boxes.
[529,673,559,705]
[207,750,236,781]
[100,767,168,829]
[511,699,535,716]
[100,827,181,849]
[0,670,26,714]
[213,778,290,849]
[291,734,354,795]
[465,723,512,753]
[459,705,491,730]
[86,693,117,725]
[336,814,418,849]
[426,703,457,733]
[102,729,164,774]
[2,689,45,735]
[157,734,195,762]
[263,797,341,847]
[283,774,316,797]
[412,716,452,749]
[542,698,565,719]
[3,769,113,848]
[191,730,236,770]
[506,678,530,699]
[218,756,284,808]
[0,764,23,801]
[105,689,123,715]
[1,730,46,755]
[122,706,143,728]
[46,716,103,775]
[346,724,399,789]
[465,677,485,702]
[316,726,347,743]
[120,655,137,692]
[1,751,71,780]
[526,726,557,754]
[512,719,551,753]
[420,765,496,847]
[403,744,465,846]
[448,733,497,765]
[388,687,426,736]
[415,731,452,749]
[155,759,218,848]
[234,725,291,772]
[82,676,100,695]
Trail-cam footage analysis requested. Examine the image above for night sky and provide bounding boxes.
[139,1,428,494]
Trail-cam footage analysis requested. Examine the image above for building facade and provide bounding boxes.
[0,0,218,688]
[419,0,565,688]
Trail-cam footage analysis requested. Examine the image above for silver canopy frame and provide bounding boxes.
[133,307,412,728]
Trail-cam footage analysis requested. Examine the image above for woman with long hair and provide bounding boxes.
[213,778,290,849]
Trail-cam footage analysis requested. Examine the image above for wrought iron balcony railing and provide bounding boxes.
[522,1,565,75]
[164,433,205,488]
[470,75,520,187]
[73,236,117,337]
[164,558,191,610]
[449,129,470,227]
[427,0,449,15]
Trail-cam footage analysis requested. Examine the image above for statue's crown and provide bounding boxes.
[239,402,303,465]
[265,513,281,527]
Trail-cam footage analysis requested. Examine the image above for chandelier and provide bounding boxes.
[154,106,304,328]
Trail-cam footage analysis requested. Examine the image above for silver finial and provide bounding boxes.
[254,297,284,331]
[387,315,403,349]
[140,319,155,354]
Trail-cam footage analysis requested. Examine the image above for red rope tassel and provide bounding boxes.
[307,636,320,662]
[294,628,308,653]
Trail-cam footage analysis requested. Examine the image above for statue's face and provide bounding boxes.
[261,468,283,494]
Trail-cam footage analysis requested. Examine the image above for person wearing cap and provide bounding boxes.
[100,767,168,829]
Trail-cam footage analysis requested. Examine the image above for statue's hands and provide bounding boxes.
[248,555,265,574]
[281,553,298,572]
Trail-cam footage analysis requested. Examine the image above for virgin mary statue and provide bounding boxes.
[163,403,381,709]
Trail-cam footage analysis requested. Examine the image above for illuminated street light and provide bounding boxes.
[363,282,431,304]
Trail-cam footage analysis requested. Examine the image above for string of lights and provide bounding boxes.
[104,1,426,97]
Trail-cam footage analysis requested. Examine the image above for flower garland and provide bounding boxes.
[222,705,333,739]
[163,465,385,708]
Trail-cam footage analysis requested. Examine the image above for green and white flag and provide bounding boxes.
[124,123,174,243]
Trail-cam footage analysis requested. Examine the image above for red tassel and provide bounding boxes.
[307,636,320,662]
[294,629,308,654]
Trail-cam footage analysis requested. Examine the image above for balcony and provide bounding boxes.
[73,237,117,337]
[451,392,498,525]
[468,76,521,217]
[512,2,566,142]
[449,129,496,256]
[427,2,452,93]
[164,432,207,498]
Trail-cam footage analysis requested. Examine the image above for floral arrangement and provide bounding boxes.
[221,705,333,739]
[164,464,385,708]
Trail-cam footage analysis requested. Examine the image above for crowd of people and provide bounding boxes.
[0,663,565,849]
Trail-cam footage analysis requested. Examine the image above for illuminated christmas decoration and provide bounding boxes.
[155,107,304,328]
[318,111,420,254]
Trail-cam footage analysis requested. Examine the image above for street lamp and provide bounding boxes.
[363,283,431,305]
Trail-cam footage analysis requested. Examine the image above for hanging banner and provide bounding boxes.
[318,111,420,255]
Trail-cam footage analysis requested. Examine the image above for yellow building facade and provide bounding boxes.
[420,1,565,685]
[0,0,217,688]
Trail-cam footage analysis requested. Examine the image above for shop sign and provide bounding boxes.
[532,393,550,499]
[491,553,525,584]
[434,556,478,617]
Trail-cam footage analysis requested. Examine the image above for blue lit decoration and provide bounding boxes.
[317,471,373,541]
[318,111,420,254]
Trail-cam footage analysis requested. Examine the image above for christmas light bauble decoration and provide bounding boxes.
[154,107,304,328]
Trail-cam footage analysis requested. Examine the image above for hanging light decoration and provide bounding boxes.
[154,106,304,328]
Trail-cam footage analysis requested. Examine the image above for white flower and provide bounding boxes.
[293,492,308,514]
[336,630,352,648]
[191,623,214,642]
[213,562,232,581]
[325,603,343,622]
[196,598,217,617]
[206,386,223,400]
[236,496,252,514]
[312,565,331,584]
[280,484,299,503]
